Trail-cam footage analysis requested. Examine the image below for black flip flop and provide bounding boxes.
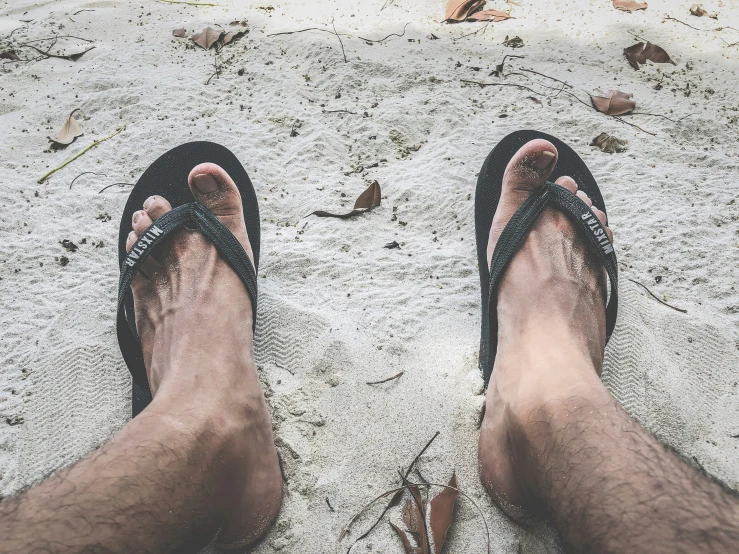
[475,130,618,388]
[117,142,260,417]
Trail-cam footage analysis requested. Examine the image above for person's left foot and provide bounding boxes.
[126,163,281,548]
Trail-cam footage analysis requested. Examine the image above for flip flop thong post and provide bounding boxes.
[475,130,618,388]
[116,142,260,417]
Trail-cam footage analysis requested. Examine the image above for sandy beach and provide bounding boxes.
[1,0,738,552]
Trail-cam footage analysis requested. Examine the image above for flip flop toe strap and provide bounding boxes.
[486,182,618,379]
[116,202,258,389]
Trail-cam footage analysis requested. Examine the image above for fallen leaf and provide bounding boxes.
[467,9,511,22]
[428,472,459,554]
[172,28,186,38]
[623,41,675,70]
[590,90,635,116]
[310,181,381,218]
[503,35,524,48]
[385,240,401,249]
[229,20,248,26]
[403,484,428,553]
[689,4,717,18]
[390,522,423,554]
[445,0,485,22]
[221,30,247,46]
[426,33,440,40]
[192,27,224,49]
[527,96,543,105]
[49,109,83,147]
[613,0,647,11]
[591,132,628,153]
[0,50,20,61]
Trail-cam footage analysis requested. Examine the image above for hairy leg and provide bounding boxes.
[0,163,281,552]
[478,139,739,553]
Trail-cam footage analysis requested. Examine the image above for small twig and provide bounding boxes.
[72,9,95,15]
[331,18,347,63]
[17,43,95,61]
[461,79,548,97]
[664,16,739,46]
[453,20,491,41]
[324,109,359,115]
[326,497,335,512]
[69,171,106,190]
[518,67,572,88]
[157,0,218,5]
[21,35,95,44]
[358,23,409,43]
[98,183,135,194]
[664,15,708,32]
[366,371,404,385]
[380,0,394,11]
[37,123,127,184]
[612,115,657,136]
[627,278,687,313]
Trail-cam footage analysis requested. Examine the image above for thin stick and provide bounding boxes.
[518,67,572,88]
[331,18,347,63]
[38,123,127,184]
[98,182,135,194]
[157,0,218,5]
[341,431,439,550]
[69,171,106,190]
[626,278,687,313]
[358,23,409,43]
[72,9,95,15]
[17,43,95,60]
[461,79,549,96]
[324,109,359,115]
[21,35,95,44]
[663,16,739,46]
[366,371,404,385]
[268,28,338,37]
[326,497,335,512]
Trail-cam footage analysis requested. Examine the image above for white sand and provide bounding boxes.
[1,0,738,552]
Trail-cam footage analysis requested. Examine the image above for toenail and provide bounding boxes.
[193,173,219,194]
[143,196,156,210]
[133,211,142,224]
[534,150,555,170]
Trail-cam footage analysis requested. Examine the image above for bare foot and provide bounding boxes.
[126,163,281,547]
[477,140,614,519]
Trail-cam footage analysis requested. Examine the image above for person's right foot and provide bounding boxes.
[126,163,282,547]
[477,139,614,519]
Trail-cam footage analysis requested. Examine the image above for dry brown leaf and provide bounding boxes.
[590,90,635,116]
[310,180,381,218]
[591,133,628,153]
[192,27,224,49]
[172,28,186,38]
[466,9,511,22]
[0,50,20,61]
[402,484,427,553]
[445,0,486,22]
[623,41,675,70]
[191,26,247,49]
[49,109,83,147]
[613,0,647,11]
[428,472,458,554]
[390,522,424,554]
[690,4,717,18]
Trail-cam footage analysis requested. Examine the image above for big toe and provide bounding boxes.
[188,163,253,263]
[488,139,558,267]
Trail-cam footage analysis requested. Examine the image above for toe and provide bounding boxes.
[488,140,558,268]
[188,163,244,218]
[132,209,153,236]
[502,139,558,196]
[591,206,607,227]
[554,176,578,194]
[188,163,253,265]
[143,195,172,221]
[576,190,592,207]
[126,231,138,252]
